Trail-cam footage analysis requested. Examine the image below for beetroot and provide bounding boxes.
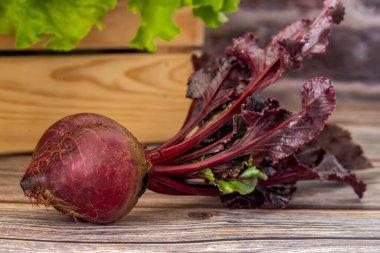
[20,0,370,224]
[20,113,150,223]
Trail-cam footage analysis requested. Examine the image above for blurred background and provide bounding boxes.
[206,0,380,83]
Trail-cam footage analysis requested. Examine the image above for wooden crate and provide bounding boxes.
[0,2,203,154]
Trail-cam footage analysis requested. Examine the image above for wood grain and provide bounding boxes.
[2,164,379,252]
[1,71,379,154]
[2,204,380,242]
[0,53,193,153]
[0,2,204,50]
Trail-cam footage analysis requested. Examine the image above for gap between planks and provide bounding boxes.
[1,236,380,244]
[1,239,380,253]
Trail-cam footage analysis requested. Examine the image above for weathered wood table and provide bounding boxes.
[1,81,379,252]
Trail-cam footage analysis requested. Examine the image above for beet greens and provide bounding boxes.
[20,0,370,223]
[146,0,367,205]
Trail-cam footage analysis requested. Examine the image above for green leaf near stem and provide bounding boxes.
[200,164,267,195]
[199,167,215,182]
[240,165,268,180]
[216,178,258,195]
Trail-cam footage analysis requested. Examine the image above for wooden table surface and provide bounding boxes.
[1,80,379,252]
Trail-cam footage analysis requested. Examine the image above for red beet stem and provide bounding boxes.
[148,175,220,196]
[148,59,280,164]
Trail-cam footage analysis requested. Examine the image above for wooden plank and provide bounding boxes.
[1,204,380,242]
[1,239,380,253]
[344,126,380,161]
[1,164,380,251]
[0,2,204,50]
[0,53,193,153]
[1,59,378,155]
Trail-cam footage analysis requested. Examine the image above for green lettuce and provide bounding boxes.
[128,0,182,51]
[0,0,239,51]
[0,0,117,51]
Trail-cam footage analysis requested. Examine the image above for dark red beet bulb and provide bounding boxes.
[20,113,151,223]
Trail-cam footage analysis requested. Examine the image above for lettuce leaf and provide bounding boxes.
[191,0,239,28]
[127,0,181,51]
[0,0,117,51]
[128,0,239,51]
[0,0,239,51]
